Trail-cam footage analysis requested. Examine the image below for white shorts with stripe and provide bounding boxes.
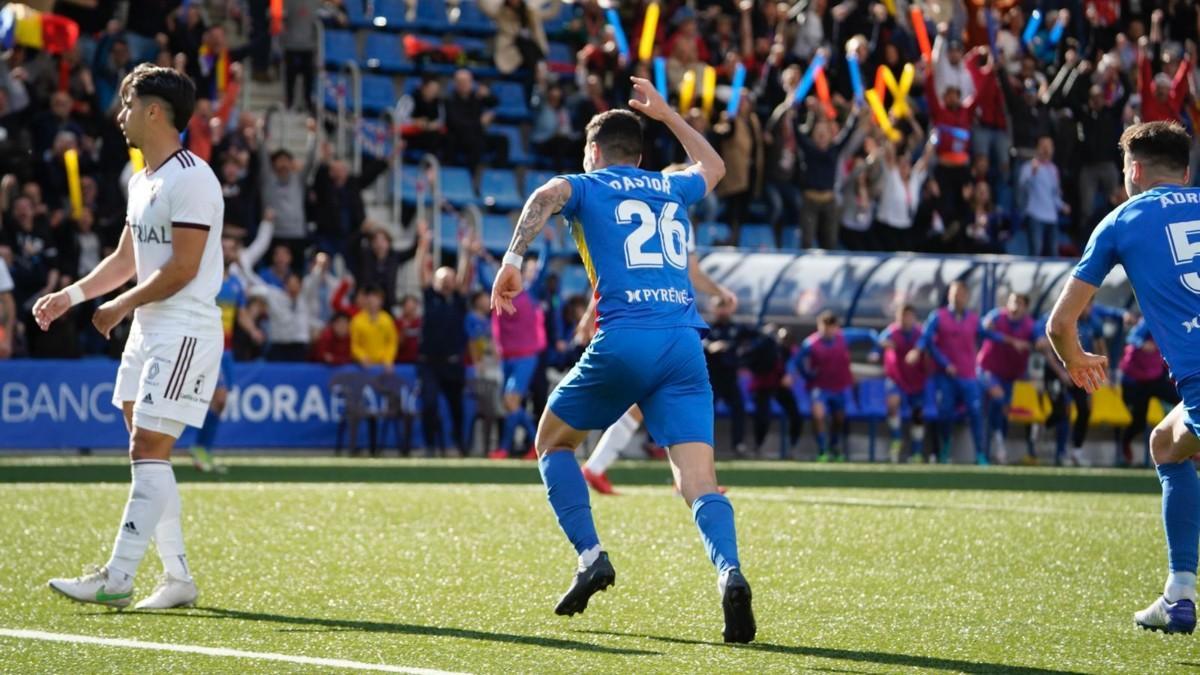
[113,329,222,428]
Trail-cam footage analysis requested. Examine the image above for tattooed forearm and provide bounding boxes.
[508,179,571,257]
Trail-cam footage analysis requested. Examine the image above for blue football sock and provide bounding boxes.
[888,416,902,442]
[692,493,741,573]
[967,409,985,458]
[538,450,601,555]
[816,431,828,454]
[501,411,523,452]
[195,409,219,450]
[1158,461,1200,574]
[1055,417,1069,461]
[518,409,537,446]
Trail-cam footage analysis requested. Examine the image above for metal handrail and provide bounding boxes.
[421,154,444,268]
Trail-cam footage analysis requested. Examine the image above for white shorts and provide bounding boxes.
[113,330,222,429]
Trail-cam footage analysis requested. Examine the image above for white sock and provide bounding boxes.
[579,544,602,568]
[1165,572,1198,602]
[887,414,901,436]
[586,411,639,474]
[154,468,191,582]
[106,461,174,581]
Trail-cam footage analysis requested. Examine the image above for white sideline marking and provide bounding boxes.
[0,628,467,674]
[733,492,1156,518]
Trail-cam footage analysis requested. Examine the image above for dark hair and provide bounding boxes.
[362,283,385,297]
[1120,121,1191,176]
[817,310,839,327]
[332,311,351,322]
[1012,292,1031,307]
[270,148,294,164]
[470,289,489,304]
[400,293,419,306]
[585,109,643,165]
[119,63,196,133]
[899,303,916,315]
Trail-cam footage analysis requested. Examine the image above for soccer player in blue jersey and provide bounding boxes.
[490,77,755,643]
[1047,121,1200,634]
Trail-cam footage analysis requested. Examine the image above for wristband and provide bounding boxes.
[502,251,524,269]
[65,285,86,307]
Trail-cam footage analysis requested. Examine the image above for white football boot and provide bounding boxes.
[135,574,199,609]
[48,565,133,608]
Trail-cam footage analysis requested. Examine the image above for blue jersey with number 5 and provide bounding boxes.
[556,165,708,332]
[1074,185,1200,386]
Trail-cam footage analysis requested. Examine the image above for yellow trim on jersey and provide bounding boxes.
[571,219,597,286]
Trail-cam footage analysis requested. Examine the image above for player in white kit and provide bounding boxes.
[33,64,224,610]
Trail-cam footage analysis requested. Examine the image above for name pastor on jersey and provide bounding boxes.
[606,175,672,194]
[625,287,693,304]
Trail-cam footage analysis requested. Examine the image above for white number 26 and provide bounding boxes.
[618,199,689,270]
[1166,220,1200,294]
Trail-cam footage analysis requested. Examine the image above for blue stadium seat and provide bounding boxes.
[546,42,573,73]
[738,223,775,249]
[454,0,496,35]
[542,5,572,36]
[344,0,371,28]
[559,264,592,297]
[323,29,357,68]
[479,169,524,211]
[489,125,533,166]
[491,81,530,121]
[694,222,731,248]
[438,211,461,251]
[415,0,452,31]
[856,379,889,420]
[523,170,557,198]
[481,214,514,252]
[372,0,409,27]
[780,227,801,250]
[455,36,489,58]
[439,167,477,206]
[398,164,420,203]
[359,75,398,115]
[363,33,414,74]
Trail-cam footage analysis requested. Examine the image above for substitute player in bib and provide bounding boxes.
[1046,121,1200,634]
[34,64,223,610]
[491,78,755,643]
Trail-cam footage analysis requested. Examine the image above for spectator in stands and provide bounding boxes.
[467,289,502,454]
[220,156,258,235]
[479,0,557,79]
[233,294,267,362]
[714,91,763,244]
[531,77,580,172]
[33,92,84,160]
[1017,136,1068,256]
[839,151,878,251]
[763,66,803,246]
[259,117,317,264]
[357,227,419,310]
[444,69,500,182]
[998,54,1053,175]
[795,311,877,462]
[965,46,1009,191]
[313,311,353,366]
[927,57,976,242]
[745,323,803,456]
[0,256,13,358]
[282,0,320,113]
[259,243,294,289]
[488,246,549,460]
[310,149,390,265]
[571,74,610,140]
[875,131,934,252]
[1136,35,1191,123]
[350,284,397,370]
[964,180,1004,253]
[394,293,422,366]
[3,195,60,319]
[933,27,975,102]
[416,226,471,457]
[796,101,859,250]
[398,77,446,157]
[916,280,988,464]
[1119,317,1181,466]
[1058,56,1128,229]
[252,265,321,361]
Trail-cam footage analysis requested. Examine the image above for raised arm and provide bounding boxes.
[688,251,737,309]
[628,76,726,194]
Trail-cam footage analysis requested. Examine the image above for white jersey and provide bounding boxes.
[126,148,224,338]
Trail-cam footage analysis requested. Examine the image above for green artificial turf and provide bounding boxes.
[0,457,1190,673]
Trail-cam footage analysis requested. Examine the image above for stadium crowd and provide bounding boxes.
[0,0,1193,463]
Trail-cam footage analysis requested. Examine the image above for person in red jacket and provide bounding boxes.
[394,294,422,365]
[927,55,978,226]
[312,312,352,366]
[1137,37,1191,123]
